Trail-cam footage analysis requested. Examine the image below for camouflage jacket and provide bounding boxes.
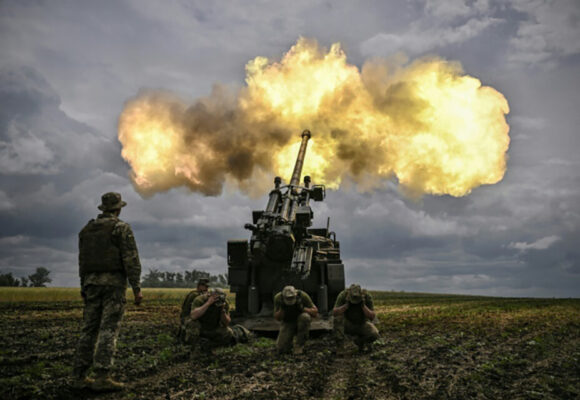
[79,212,141,292]
[180,289,203,323]
[191,294,231,331]
[273,291,314,323]
[334,289,374,325]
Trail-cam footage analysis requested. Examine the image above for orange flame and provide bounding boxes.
[119,38,509,197]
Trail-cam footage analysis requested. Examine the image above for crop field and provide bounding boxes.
[1,288,579,399]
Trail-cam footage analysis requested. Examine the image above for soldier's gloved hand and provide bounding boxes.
[134,289,143,306]
[206,293,218,305]
[214,298,225,308]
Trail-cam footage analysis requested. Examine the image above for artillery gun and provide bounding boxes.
[227,130,345,331]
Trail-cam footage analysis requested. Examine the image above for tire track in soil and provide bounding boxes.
[96,347,381,400]
[88,358,196,400]
[321,349,379,400]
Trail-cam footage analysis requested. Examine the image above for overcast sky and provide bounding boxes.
[1,0,579,297]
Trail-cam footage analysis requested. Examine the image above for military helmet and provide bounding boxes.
[282,285,298,305]
[98,192,127,211]
[346,284,363,304]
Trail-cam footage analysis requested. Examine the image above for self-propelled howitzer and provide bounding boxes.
[227,130,345,331]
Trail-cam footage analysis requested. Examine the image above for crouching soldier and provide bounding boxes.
[333,284,379,352]
[190,288,249,348]
[178,278,210,344]
[274,285,318,355]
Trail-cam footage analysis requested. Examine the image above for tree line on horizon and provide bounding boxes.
[0,267,52,287]
[141,268,228,288]
[0,267,227,289]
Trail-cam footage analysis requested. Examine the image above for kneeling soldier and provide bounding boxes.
[333,284,379,352]
[190,288,248,347]
[274,285,318,355]
[178,277,210,344]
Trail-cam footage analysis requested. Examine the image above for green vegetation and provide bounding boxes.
[0,267,52,287]
[141,268,228,288]
[0,289,578,399]
[0,287,234,304]
[0,287,84,302]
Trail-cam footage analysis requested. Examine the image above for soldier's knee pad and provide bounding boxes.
[297,313,311,323]
[366,323,380,341]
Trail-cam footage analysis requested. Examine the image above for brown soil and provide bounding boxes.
[1,295,579,399]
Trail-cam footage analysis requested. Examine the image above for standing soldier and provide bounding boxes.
[273,285,318,355]
[178,277,210,343]
[333,284,379,352]
[72,192,142,391]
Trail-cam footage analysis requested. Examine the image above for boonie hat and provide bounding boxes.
[198,278,210,286]
[346,284,363,304]
[98,192,127,211]
[282,285,298,305]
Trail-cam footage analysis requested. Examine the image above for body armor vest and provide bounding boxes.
[79,218,124,275]
[345,304,366,325]
[282,290,304,322]
[199,299,222,330]
[345,290,368,325]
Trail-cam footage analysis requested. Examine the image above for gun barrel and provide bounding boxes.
[280,130,311,222]
[289,130,311,186]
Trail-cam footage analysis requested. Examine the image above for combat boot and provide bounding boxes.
[334,340,346,357]
[354,337,366,353]
[356,341,372,354]
[71,367,94,389]
[91,372,125,392]
[71,376,95,389]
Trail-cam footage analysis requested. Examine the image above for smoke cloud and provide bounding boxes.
[119,38,509,198]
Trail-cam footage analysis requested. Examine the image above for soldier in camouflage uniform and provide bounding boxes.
[274,285,318,355]
[333,284,379,352]
[190,288,249,348]
[178,277,210,343]
[72,192,142,391]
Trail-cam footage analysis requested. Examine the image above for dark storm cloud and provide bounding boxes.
[0,64,257,285]
[0,65,59,124]
[0,0,578,296]
[0,65,125,177]
[0,65,131,284]
[359,0,580,70]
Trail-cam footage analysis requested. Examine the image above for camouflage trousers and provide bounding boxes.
[276,313,311,353]
[200,325,236,347]
[180,320,249,348]
[178,317,201,345]
[333,315,380,347]
[73,285,126,377]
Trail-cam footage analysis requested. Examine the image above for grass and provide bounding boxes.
[0,287,85,302]
[0,287,234,303]
[1,288,578,399]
